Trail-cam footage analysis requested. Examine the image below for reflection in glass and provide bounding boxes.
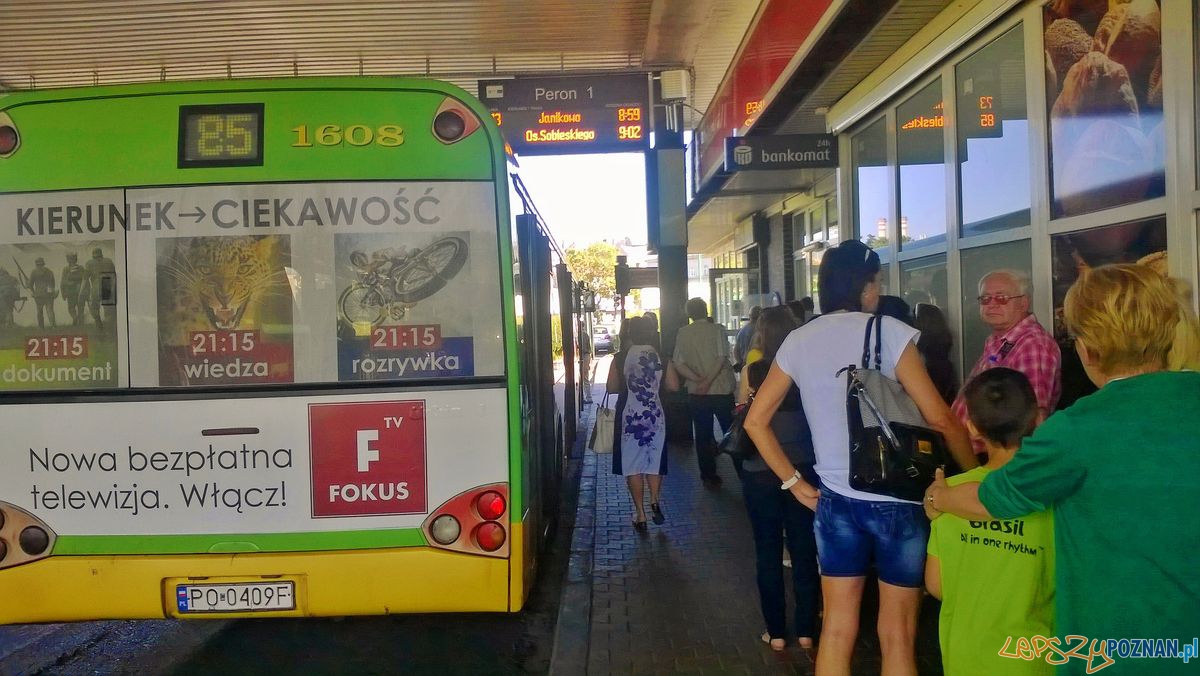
[958,239,1032,374]
[957,26,1030,237]
[899,253,948,312]
[898,79,946,249]
[1046,2,1164,217]
[853,118,889,248]
[1051,217,1166,408]
[900,253,955,400]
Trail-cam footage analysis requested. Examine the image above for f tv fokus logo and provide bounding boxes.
[309,401,427,517]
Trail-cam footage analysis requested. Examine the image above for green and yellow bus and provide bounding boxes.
[0,78,566,622]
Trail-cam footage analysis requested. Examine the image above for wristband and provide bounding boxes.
[780,470,803,491]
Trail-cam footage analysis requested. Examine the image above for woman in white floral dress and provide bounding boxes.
[616,316,667,530]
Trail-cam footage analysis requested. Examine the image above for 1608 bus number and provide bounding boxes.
[292,124,405,147]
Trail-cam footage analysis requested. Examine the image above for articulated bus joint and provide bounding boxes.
[0,500,56,569]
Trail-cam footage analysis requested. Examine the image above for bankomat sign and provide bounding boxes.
[724,134,838,172]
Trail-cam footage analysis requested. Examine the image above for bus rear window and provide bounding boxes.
[0,182,505,391]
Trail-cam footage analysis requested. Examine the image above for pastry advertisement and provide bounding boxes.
[156,234,295,386]
[335,232,475,381]
[1045,0,1163,217]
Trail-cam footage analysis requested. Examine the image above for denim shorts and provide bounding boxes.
[813,488,929,588]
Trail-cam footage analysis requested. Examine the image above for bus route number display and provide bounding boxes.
[178,104,265,168]
[478,74,649,156]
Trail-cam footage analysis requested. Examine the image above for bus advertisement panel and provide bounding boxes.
[1,389,504,539]
[121,181,504,387]
[0,191,127,391]
[0,79,532,622]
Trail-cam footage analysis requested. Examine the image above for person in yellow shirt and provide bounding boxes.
[925,367,1054,675]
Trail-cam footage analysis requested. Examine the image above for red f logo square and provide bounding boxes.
[309,401,427,517]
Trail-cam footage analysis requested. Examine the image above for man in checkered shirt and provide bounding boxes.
[951,270,1061,455]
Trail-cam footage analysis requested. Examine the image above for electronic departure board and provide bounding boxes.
[178,104,265,168]
[478,74,650,156]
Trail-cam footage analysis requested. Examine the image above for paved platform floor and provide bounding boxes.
[557,402,946,675]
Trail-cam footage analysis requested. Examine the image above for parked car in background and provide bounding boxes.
[592,326,614,354]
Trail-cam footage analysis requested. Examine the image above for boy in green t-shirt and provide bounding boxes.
[926,368,1055,675]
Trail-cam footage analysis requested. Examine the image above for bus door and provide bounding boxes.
[514,214,561,536]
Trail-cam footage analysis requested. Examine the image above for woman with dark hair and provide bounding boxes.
[876,294,913,326]
[744,239,976,673]
[914,303,959,404]
[736,306,819,652]
[611,316,670,530]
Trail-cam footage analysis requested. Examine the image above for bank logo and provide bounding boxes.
[733,143,753,166]
[308,401,427,517]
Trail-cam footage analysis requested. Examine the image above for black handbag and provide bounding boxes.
[843,314,952,502]
[717,399,757,461]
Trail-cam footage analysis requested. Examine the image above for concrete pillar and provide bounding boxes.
[647,102,691,441]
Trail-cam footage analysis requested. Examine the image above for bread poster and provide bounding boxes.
[1045,0,1164,217]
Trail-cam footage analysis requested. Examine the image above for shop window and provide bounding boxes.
[810,202,826,241]
[853,118,890,250]
[958,239,1033,373]
[1051,217,1166,408]
[1046,2,1164,217]
[900,253,948,311]
[902,253,955,402]
[809,248,825,313]
[957,26,1030,238]
[827,196,840,245]
[898,79,947,249]
[792,211,808,247]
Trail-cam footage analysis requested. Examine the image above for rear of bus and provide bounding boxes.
[0,79,528,621]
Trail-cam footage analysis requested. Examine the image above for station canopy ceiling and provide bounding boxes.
[0,0,761,128]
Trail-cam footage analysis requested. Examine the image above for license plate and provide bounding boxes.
[175,581,296,613]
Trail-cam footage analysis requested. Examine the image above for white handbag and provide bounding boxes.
[589,394,616,453]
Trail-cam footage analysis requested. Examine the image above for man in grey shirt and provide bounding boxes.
[672,298,736,486]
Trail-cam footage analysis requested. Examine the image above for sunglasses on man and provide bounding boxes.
[977,294,1025,306]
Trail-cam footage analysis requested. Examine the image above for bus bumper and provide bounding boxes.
[0,544,514,623]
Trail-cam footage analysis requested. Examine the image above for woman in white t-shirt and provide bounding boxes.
[744,240,975,671]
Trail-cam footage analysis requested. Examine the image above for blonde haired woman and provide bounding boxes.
[926,264,1200,676]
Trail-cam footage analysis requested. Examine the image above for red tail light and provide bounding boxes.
[474,522,506,552]
[420,483,509,558]
[475,491,506,521]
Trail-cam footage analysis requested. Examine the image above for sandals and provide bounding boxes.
[650,502,665,525]
[760,631,785,652]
